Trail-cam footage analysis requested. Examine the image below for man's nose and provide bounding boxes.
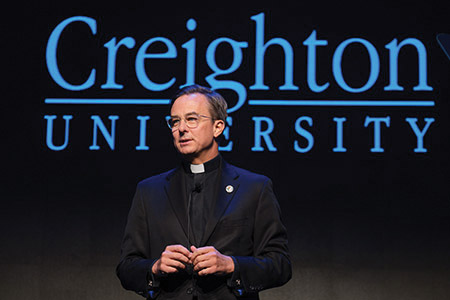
[178,119,188,132]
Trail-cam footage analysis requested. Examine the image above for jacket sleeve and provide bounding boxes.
[116,183,159,298]
[228,178,292,295]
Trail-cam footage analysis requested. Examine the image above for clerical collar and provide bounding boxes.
[182,155,222,174]
[190,164,205,174]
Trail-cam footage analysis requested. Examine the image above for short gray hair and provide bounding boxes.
[170,84,228,122]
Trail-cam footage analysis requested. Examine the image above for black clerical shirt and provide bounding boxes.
[181,155,222,247]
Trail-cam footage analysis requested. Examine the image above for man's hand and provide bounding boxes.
[152,245,192,275]
[190,246,235,276]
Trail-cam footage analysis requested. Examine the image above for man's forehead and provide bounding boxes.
[170,93,210,115]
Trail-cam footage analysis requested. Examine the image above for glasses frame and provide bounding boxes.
[167,113,215,130]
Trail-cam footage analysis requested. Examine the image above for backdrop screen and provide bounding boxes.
[3,2,449,300]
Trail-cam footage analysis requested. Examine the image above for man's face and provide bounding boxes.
[170,93,224,164]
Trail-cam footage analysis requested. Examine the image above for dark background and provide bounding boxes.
[2,1,449,299]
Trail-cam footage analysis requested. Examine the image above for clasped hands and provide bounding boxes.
[152,245,235,276]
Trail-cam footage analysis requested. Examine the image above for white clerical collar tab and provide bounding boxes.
[190,163,205,174]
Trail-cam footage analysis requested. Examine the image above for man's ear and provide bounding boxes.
[213,120,225,138]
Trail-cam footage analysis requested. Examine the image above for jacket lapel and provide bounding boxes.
[164,167,189,239]
[200,161,240,246]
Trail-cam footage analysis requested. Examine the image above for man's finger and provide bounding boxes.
[160,264,180,274]
[153,257,184,275]
[167,260,186,270]
[159,257,189,274]
[192,252,212,266]
[166,244,192,257]
[197,265,216,276]
[193,259,213,272]
[166,251,190,264]
[191,246,214,262]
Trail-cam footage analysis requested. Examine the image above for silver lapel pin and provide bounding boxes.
[225,185,234,193]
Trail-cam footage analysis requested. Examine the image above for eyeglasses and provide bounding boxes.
[167,113,214,130]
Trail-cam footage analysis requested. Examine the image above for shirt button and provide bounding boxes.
[187,287,194,294]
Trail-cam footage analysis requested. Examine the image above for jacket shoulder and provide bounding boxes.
[136,168,176,188]
[226,163,271,184]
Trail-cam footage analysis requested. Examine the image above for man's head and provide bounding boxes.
[168,85,227,164]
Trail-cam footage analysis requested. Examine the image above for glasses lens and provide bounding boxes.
[168,118,180,129]
[186,116,199,128]
[168,115,204,130]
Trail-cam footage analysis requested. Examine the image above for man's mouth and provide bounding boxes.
[179,139,192,145]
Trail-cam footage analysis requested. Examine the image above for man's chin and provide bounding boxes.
[176,146,195,156]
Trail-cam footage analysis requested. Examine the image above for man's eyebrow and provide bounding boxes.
[170,111,198,118]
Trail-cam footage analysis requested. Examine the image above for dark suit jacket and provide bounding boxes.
[116,160,291,299]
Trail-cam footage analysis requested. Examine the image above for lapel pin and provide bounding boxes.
[225,185,234,193]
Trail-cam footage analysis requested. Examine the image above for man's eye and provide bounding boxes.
[171,119,180,125]
[187,117,198,122]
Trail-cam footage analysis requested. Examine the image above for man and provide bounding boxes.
[116,85,291,299]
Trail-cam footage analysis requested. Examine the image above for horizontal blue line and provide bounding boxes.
[45,98,435,107]
[45,98,171,104]
[248,100,435,106]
